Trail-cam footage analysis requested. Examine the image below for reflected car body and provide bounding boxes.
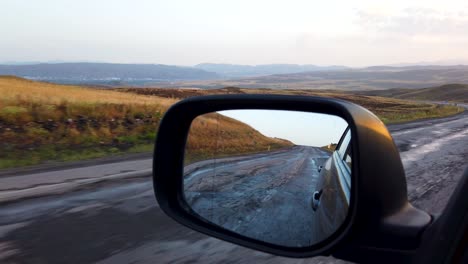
[312,127,351,240]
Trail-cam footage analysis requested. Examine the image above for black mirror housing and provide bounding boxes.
[153,94,431,261]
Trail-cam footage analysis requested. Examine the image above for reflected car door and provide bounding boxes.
[312,128,351,240]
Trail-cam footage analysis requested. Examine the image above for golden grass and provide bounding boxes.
[356,84,468,103]
[0,76,176,107]
[0,76,177,168]
[185,113,293,165]
[0,76,293,169]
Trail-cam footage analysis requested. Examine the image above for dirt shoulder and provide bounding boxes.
[0,152,153,177]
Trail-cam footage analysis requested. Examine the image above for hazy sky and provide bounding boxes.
[220,110,348,146]
[2,0,468,66]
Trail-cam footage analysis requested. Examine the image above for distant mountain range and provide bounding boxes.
[1,62,468,89]
[194,63,350,78]
[0,62,353,85]
[362,65,468,72]
[0,63,220,85]
[166,66,468,90]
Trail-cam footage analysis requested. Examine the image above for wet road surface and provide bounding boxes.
[0,109,467,263]
[184,146,330,247]
[391,108,468,213]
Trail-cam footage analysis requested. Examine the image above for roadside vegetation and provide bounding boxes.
[185,113,293,165]
[321,143,337,153]
[320,92,464,124]
[0,76,464,169]
[0,76,176,168]
[354,84,468,103]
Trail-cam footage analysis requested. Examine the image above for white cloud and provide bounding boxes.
[355,6,468,36]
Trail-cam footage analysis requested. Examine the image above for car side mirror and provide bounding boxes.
[183,109,350,248]
[153,95,431,261]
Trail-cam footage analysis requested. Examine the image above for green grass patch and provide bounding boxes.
[0,143,157,169]
[377,105,464,124]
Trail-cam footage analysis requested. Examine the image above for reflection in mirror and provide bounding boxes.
[183,110,350,247]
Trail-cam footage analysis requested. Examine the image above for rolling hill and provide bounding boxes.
[355,84,468,103]
[167,66,468,90]
[194,63,349,78]
[185,113,294,165]
[0,63,220,85]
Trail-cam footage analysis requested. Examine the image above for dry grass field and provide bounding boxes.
[0,76,175,168]
[120,87,464,124]
[0,76,291,168]
[355,84,468,103]
[0,76,463,168]
[185,113,293,165]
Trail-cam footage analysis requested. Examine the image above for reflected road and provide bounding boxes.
[185,146,331,247]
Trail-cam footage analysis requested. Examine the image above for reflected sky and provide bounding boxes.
[220,110,348,146]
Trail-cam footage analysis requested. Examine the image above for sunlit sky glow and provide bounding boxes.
[220,110,348,146]
[2,0,468,67]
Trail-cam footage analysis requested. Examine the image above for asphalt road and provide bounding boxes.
[0,109,467,264]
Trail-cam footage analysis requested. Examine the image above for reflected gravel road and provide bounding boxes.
[185,146,330,247]
[0,110,467,264]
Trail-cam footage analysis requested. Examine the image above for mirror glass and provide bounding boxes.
[183,110,351,247]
